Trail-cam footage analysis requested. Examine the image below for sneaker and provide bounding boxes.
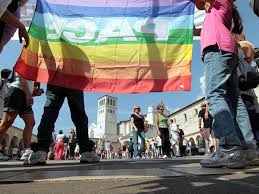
[0,153,9,161]
[247,148,259,166]
[133,156,140,160]
[80,151,100,163]
[200,146,247,169]
[163,155,168,159]
[20,148,33,161]
[141,156,146,159]
[27,151,47,165]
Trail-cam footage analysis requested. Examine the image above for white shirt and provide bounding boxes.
[11,72,33,94]
[156,136,162,147]
[0,0,12,18]
[56,134,65,142]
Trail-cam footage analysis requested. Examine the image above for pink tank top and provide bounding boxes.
[200,0,238,57]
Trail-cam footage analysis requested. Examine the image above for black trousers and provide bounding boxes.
[35,84,94,153]
[159,128,170,156]
[69,143,76,157]
[128,150,133,159]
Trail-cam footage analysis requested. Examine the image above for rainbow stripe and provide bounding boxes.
[15,0,195,93]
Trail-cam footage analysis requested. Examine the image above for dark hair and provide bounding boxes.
[254,48,259,59]
[59,130,63,134]
[1,69,12,79]
[130,138,132,141]
[231,6,243,35]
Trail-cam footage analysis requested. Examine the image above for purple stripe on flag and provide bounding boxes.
[45,0,190,7]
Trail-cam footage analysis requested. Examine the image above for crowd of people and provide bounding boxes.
[0,0,259,169]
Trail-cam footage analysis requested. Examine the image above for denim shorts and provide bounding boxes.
[4,87,33,115]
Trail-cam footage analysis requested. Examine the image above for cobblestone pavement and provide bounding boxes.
[0,156,259,194]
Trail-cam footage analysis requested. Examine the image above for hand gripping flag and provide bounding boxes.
[15,0,195,93]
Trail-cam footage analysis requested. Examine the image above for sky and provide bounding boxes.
[0,0,258,135]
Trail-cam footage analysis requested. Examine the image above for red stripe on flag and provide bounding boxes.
[15,59,191,94]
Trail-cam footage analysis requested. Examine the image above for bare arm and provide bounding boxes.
[194,27,201,36]
[19,75,33,106]
[155,114,160,135]
[1,10,29,48]
[130,117,138,132]
[239,42,255,64]
[198,117,202,130]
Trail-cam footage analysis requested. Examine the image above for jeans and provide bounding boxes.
[204,51,255,149]
[36,84,94,153]
[159,128,170,156]
[132,130,145,157]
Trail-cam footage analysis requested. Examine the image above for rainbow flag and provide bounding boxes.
[15,0,195,93]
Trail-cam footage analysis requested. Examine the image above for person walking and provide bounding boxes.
[198,103,218,155]
[27,84,99,165]
[55,130,65,160]
[105,141,111,159]
[130,105,146,159]
[196,0,257,168]
[156,135,162,158]
[169,119,180,157]
[176,125,185,156]
[128,138,134,159]
[0,69,12,119]
[155,105,170,158]
[68,128,77,160]
[0,71,42,162]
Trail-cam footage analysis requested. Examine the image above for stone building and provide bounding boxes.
[167,98,205,145]
[167,86,259,145]
[95,95,118,141]
[0,126,37,156]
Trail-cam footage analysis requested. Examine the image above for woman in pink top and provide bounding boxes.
[196,0,256,169]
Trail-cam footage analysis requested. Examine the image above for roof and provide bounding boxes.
[98,95,118,100]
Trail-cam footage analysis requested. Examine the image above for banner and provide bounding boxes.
[15,0,195,93]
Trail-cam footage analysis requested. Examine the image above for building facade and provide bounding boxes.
[167,98,205,144]
[0,126,37,156]
[96,95,118,140]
